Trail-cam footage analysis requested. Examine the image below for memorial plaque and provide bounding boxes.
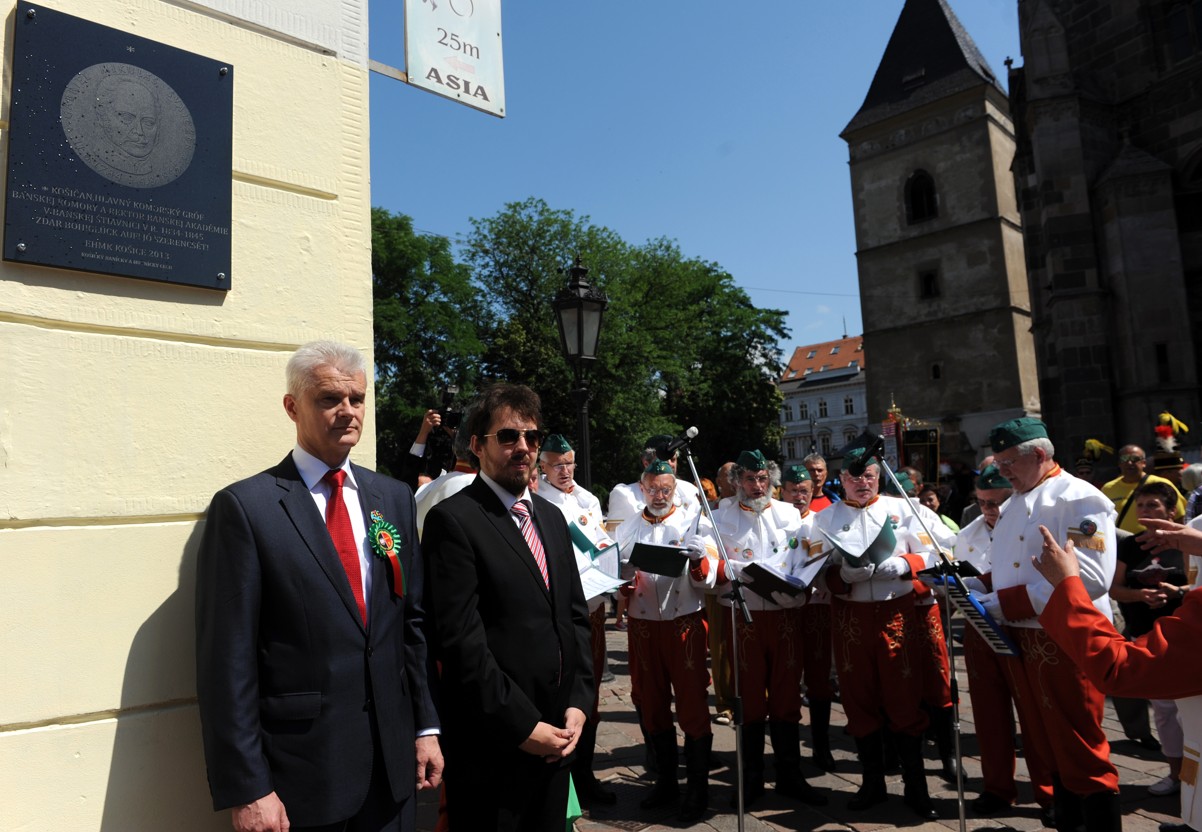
[4,2,233,290]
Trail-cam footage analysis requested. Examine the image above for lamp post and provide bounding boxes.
[553,255,608,489]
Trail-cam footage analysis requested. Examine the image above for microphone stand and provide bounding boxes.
[678,438,751,832]
[872,457,968,832]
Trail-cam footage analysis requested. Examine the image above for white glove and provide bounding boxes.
[685,542,706,563]
[976,591,1003,621]
[770,590,805,609]
[963,577,988,595]
[840,562,876,584]
[873,556,911,580]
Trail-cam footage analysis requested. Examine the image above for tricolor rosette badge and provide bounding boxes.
[369,509,406,599]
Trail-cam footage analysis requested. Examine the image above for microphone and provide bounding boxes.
[846,434,885,477]
[658,426,699,458]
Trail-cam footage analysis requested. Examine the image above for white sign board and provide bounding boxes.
[405,0,505,117]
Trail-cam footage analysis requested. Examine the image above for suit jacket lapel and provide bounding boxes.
[471,479,552,600]
[354,465,392,631]
[275,455,367,633]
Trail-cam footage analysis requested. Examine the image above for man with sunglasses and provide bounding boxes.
[536,433,618,808]
[1102,444,1186,534]
[423,384,594,832]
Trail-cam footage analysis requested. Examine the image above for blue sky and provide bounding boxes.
[367,1,1022,352]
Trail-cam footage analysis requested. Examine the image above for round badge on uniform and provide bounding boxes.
[579,514,589,526]
[1080,519,1097,536]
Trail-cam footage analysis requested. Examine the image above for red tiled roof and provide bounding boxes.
[779,335,865,381]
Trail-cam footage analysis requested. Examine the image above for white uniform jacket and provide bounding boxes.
[815,497,934,604]
[615,506,717,621]
[989,468,1116,628]
[713,498,806,612]
[541,478,616,613]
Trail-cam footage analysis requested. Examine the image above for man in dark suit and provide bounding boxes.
[423,383,594,831]
[195,340,442,832]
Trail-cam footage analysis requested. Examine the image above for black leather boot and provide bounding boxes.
[896,731,938,820]
[729,721,766,808]
[1080,790,1121,832]
[639,731,679,810]
[678,734,712,823]
[769,721,828,805]
[808,698,837,771]
[930,704,965,783]
[848,731,888,810]
[572,718,617,806]
[1051,775,1083,832]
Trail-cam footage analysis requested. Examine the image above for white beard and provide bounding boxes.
[740,494,771,512]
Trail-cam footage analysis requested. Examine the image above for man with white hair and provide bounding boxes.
[614,459,718,823]
[976,416,1120,831]
[607,434,701,524]
[713,450,826,809]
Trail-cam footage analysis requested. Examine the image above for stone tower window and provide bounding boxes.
[919,269,941,299]
[905,170,938,224]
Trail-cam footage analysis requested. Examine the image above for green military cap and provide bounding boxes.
[736,449,769,471]
[989,417,1048,452]
[782,464,811,483]
[643,459,674,476]
[542,433,572,454]
[975,464,1011,490]
[840,432,881,472]
[884,471,914,496]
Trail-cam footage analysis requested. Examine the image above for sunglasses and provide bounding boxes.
[484,429,544,447]
[1119,455,1145,464]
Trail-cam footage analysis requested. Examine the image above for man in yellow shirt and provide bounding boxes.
[1101,444,1185,533]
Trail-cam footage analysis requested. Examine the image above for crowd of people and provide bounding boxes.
[193,340,1200,832]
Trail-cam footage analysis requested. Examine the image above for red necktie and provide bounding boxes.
[324,469,366,624]
[511,499,550,589]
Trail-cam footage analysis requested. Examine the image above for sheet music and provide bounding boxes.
[578,564,627,601]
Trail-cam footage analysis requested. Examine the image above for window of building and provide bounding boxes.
[785,438,797,460]
[931,363,943,381]
[799,401,809,419]
[844,396,855,415]
[1168,2,1198,62]
[806,349,817,359]
[783,403,794,422]
[818,399,828,418]
[844,429,858,445]
[849,360,859,368]
[819,364,830,371]
[830,346,840,355]
[820,434,832,455]
[905,170,938,224]
[919,269,940,299]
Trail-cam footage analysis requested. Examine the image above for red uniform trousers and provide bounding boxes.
[964,626,1054,806]
[912,602,953,708]
[799,602,834,700]
[831,594,928,738]
[1001,626,1119,796]
[627,611,712,739]
[725,607,803,725]
[588,603,607,721]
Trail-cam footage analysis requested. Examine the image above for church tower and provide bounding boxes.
[842,0,1039,460]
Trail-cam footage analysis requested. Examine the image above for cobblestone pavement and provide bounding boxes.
[419,620,1183,832]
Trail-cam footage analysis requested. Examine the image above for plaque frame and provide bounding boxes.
[3,2,234,291]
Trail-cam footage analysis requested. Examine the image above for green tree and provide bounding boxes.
[371,207,485,476]
[462,198,788,492]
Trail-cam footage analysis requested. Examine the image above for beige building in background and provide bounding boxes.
[0,0,375,828]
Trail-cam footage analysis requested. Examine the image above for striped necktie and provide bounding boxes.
[511,499,550,589]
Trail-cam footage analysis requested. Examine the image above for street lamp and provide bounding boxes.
[553,255,608,489]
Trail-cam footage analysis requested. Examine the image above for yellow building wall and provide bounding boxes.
[0,1,374,828]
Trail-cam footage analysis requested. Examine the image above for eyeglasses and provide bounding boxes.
[1119,455,1145,464]
[976,498,1006,509]
[643,486,674,497]
[484,429,544,447]
[547,462,576,472]
[843,471,879,482]
[741,475,771,485]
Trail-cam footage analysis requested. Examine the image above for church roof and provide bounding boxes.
[843,0,1006,136]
